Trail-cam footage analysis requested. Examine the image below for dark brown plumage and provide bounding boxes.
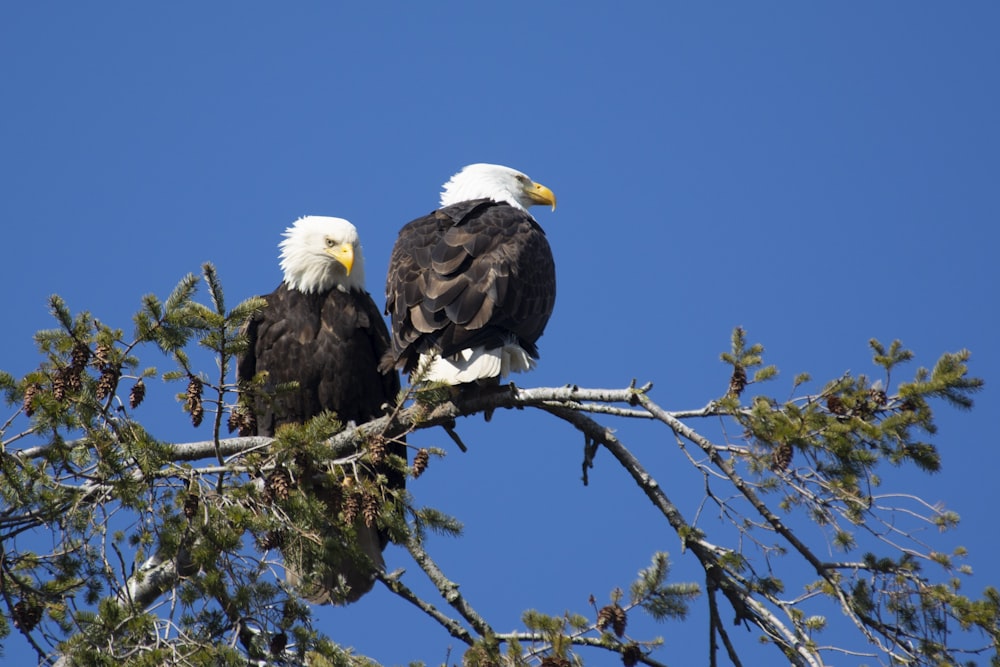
[239,284,397,434]
[381,164,557,384]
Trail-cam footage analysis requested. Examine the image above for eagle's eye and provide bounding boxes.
[325,237,336,247]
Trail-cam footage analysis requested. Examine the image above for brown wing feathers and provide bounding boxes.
[382,199,556,374]
[243,285,397,435]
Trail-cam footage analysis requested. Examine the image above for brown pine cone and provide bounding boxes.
[367,434,386,466]
[772,441,794,471]
[70,343,90,373]
[597,603,627,637]
[258,530,285,551]
[362,492,380,528]
[227,405,257,436]
[186,376,204,427]
[129,379,146,409]
[826,395,847,416]
[621,642,642,667]
[183,493,200,519]
[93,343,112,367]
[342,491,361,524]
[540,658,570,667]
[269,631,288,656]
[95,366,120,401]
[22,383,40,417]
[264,469,292,504]
[727,364,747,398]
[12,600,42,632]
[412,448,430,479]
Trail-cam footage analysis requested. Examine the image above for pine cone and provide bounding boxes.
[93,343,112,367]
[241,408,257,437]
[869,387,888,407]
[64,365,83,394]
[540,657,570,667]
[727,364,747,398]
[186,377,204,427]
[12,600,42,632]
[342,491,361,524]
[190,403,204,427]
[183,493,200,519]
[413,448,430,479]
[362,492,380,528]
[22,383,40,417]
[51,370,67,402]
[70,343,90,373]
[596,605,613,630]
[227,405,256,436]
[597,604,627,637]
[129,379,146,409]
[95,366,120,401]
[621,643,642,667]
[772,441,793,471]
[269,631,288,656]
[264,469,291,504]
[462,644,499,667]
[226,409,239,434]
[826,395,847,416]
[258,530,285,551]
[367,434,386,466]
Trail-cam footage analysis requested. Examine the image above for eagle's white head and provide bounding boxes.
[279,216,366,294]
[440,163,557,214]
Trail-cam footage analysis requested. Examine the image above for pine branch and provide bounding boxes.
[632,392,917,663]
[14,385,741,475]
[8,374,992,666]
[536,402,826,667]
[376,570,474,644]
[402,531,494,638]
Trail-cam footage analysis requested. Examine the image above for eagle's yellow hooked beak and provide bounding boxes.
[525,181,557,211]
[326,242,355,275]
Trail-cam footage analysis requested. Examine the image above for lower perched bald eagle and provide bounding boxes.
[382,164,558,385]
[238,215,402,604]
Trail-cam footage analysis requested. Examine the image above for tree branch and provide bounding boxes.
[535,402,825,667]
[401,532,494,639]
[377,570,474,644]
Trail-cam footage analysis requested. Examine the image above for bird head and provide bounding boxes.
[279,216,367,294]
[440,163,556,214]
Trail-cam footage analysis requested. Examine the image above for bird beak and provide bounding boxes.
[525,181,557,211]
[326,243,355,275]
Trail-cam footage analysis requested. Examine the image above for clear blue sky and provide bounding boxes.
[2,3,998,665]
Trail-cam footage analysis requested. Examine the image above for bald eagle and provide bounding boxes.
[382,164,557,385]
[238,215,402,604]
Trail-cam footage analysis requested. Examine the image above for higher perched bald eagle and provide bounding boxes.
[382,163,557,384]
[238,215,401,604]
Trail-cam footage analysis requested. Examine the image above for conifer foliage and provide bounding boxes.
[0,266,995,666]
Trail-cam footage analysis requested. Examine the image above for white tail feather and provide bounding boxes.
[418,341,535,385]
